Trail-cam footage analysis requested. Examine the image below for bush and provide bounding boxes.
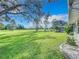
[67,36,77,46]
[65,24,74,34]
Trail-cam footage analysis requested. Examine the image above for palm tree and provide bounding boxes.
[69,0,75,24]
[68,0,79,40]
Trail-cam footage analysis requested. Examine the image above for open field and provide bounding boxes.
[0,30,67,59]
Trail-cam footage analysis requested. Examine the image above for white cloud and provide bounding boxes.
[40,14,68,22]
[26,14,68,28]
[40,14,68,28]
[48,14,68,22]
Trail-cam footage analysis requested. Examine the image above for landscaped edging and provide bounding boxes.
[60,43,79,59]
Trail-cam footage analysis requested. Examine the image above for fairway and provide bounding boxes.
[0,30,67,59]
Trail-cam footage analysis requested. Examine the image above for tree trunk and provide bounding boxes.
[35,23,39,32]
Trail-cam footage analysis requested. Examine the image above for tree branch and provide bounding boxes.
[0,4,27,16]
[7,12,27,14]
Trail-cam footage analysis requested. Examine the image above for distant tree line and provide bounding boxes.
[0,18,67,32]
[0,20,25,30]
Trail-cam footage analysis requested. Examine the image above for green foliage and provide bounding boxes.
[17,24,25,29]
[5,24,15,30]
[67,36,77,46]
[0,23,4,30]
[52,20,67,32]
[65,24,74,34]
[65,24,77,46]
[4,24,25,30]
[77,19,79,32]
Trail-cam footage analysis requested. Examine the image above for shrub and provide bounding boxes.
[67,36,77,46]
[65,24,74,34]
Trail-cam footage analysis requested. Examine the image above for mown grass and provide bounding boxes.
[0,30,67,59]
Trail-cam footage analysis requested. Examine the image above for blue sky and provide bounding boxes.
[5,0,68,28]
[43,0,68,15]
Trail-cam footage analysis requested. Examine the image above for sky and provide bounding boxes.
[4,0,68,28]
[43,0,68,15]
[27,0,68,28]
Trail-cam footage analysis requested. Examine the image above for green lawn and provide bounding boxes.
[0,30,67,59]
